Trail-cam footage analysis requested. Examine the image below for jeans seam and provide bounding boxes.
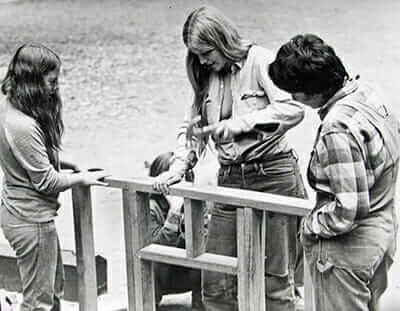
[240,164,247,187]
[294,159,302,198]
[38,223,42,247]
[219,167,231,184]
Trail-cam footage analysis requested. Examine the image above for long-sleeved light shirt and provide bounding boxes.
[303,80,400,239]
[171,45,304,175]
[0,99,74,222]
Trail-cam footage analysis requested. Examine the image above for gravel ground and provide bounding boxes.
[0,0,399,310]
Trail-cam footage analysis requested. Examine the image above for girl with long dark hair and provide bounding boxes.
[0,43,108,311]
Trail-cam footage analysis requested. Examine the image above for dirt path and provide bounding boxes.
[0,0,400,310]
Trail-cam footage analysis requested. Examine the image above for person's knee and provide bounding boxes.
[266,273,294,301]
[22,291,55,311]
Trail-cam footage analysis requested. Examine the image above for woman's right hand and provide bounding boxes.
[79,170,110,186]
[166,195,184,216]
[152,171,183,195]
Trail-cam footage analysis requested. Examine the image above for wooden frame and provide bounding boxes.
[71,177,314,311]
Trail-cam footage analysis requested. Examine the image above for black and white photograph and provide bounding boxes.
[0,1,399,310]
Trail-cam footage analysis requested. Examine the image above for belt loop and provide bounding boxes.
[223,167,227,179]
[225,165,231,178]
[241,163,247,186]
[254,163,259,172]
[291,149,299,162]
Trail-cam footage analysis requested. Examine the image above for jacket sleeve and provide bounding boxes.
[302,131,368,238]
[5,119,75,196]
[224,52,305,136]
[149,199,182,247]
[169,99,202,177]
[240,100,305,136]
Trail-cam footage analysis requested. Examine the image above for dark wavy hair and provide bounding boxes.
[269,34,349,99]
[149,152,175,178]
[1,43,64,153]
[149,151,195,182]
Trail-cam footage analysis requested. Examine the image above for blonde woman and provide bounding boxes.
[153,6,307,311]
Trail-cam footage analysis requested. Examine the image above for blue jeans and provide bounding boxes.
[301,212,394,311]
[1,206,64,311]
[202,153,306,311]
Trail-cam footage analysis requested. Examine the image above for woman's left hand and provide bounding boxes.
[190,119,243,140]
[153,171,184,195]
[214,119,242,140]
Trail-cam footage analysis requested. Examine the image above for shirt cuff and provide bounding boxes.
[164,213,181,232]
[303,214,319,241]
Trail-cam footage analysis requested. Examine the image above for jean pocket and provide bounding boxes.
[259,161,295,178]
[326,244,384,281]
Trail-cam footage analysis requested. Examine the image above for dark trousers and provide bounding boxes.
[155,262,202,303]
[155,237,202,306]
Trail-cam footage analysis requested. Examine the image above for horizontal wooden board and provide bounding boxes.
[138,244,237,275]
[104,177,312,216]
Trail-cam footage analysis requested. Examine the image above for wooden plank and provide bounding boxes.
[121,189,138,311]
[237,207,250,311]
[103,177,313,311]
[237,208,265,311]
[105,177,312,216]
[184,198,205,258]
[139,244,237,275]
[304,252,314,311]
[261,210,267,308]
[142,260,155,311]
[71,186,98,311]
[122,190,155,311]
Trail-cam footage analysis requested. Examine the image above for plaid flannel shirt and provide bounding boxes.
[303,80,394,239]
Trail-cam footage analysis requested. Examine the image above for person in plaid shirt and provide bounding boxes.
[269,33,400,311]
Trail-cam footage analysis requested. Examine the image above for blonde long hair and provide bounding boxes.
[182,6,253,150]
